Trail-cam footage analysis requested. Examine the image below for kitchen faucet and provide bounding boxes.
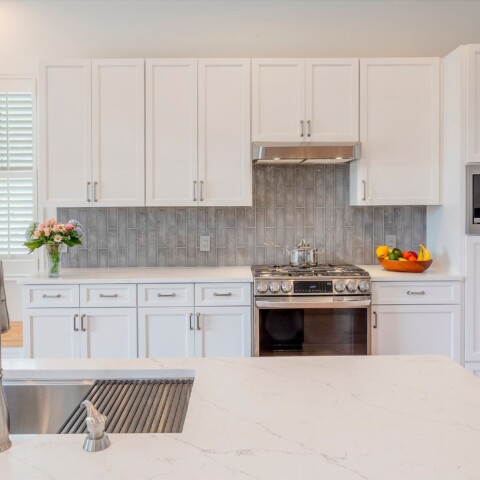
[0,260,12,452]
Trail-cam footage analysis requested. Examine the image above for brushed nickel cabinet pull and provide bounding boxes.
[81,314,86,332]
[407,290,426,295]
[362,180,367,201]
[157,293,176,297]
[196,312,201,330]
[42,294,61,299]
[193,180,197,202]
[300,120,304,138]
[189,313,194,330]
[99,293,119,298]
[86,181,91,202]
[373,311,378,329]
[73,314,79,332]
[307,120,311,137]
[213,292,232,297]
[200,181,204,202]
[93,181,98,202]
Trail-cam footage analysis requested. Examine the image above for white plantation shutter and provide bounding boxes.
[0,80,36,267]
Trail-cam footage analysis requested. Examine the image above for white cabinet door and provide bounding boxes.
[145,59,198,206]
[198,59,252,206]
[138,307,195,358]
[372,304,461,362]
[252,59,305,142]
[351,58,440,205]
[465,236,480,361]
[39,60,92,206]
[81,308,137,359]
[195,306,251,358]
[306,58,359,142]
[467,45,480,164]
[24,308,81,359]
[92,59,145,206]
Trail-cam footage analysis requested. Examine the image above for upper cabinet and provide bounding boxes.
[39,59,145,207]
[350,58,440,206]
[467,45,480,163]
[40,59,145,207]
[146,58,251,207]
[252,58,359,142]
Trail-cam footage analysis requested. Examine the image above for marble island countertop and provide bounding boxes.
[17,264,462,284]
[1,355,480,479]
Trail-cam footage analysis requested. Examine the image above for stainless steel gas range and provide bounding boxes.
[252,264,372,357]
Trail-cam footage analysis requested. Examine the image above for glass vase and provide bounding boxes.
[45,243,62,278]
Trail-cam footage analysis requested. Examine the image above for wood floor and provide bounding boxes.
[2,322,23,348]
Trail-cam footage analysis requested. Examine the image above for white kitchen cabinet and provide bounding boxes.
[465,236,480,362]
[252,58,359,142]
[350,58,440,205]
[40,59,145,207]
[467,45,480,163]
[146,58,251,207]
[372,279,461,363]
[23,283,138,359]
[371,305,461,362]
[138,282,252,358]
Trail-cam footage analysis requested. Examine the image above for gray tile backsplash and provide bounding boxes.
[58,164,427,267]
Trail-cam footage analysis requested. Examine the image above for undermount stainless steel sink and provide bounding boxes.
[5,378,193,435]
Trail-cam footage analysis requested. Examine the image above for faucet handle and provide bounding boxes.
[81,400,110,452]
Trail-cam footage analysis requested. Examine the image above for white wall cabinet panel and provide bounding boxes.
[138,307,194,358]
[252,59,305,142]
[92,59,145,206]
[39,60,92,206]
[465,236,480,361]
[146,59,198,206]
[351,58,440,205]
[24,308,80,359]
[40,59,145,208]
[198,59,252,206]
[371,305,461,362]
[467,45,480,163]
[81,308,137,359]
[305,59,359,142]
[195,306,251,358]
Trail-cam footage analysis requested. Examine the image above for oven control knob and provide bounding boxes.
[346,280,357,293]
[358,280,371,293]
[334,280,346,293]
[269,282,280,294]
[256,282,268,294]
[281,282,292,293]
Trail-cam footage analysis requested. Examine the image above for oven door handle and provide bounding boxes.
[255,297,371,309]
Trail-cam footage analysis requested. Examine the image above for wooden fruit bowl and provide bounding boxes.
[378,257,433,273]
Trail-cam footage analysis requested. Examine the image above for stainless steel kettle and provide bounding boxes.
[265,239,322,267]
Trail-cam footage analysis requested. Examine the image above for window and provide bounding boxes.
[0,77,36,275]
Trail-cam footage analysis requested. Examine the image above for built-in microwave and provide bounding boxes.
[467,164,480,235]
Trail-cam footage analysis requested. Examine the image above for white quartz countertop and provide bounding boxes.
[17,264,462,284]
[1,355,480,479]
[17,266,254,284]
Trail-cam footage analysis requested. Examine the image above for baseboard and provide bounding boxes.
[1,347,25,359]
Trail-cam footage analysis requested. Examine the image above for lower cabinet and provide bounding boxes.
[138,306,251,358]
[24,307,137,359]
[371,304,461,362]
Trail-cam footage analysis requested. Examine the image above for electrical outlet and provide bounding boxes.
[385,235,397,249]
[199,236,210,252]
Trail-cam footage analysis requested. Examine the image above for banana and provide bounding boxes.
[417,244,424,261]
[418,244,431,261]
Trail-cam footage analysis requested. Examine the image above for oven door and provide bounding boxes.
[254,296,371,357]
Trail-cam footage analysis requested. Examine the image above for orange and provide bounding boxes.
[376,245,389,259]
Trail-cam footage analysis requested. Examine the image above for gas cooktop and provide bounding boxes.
[251,264,370,278]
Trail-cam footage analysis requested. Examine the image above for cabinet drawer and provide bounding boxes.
[195,283,251,306]
[80,284,137,307]
[23,285,79,308]
[372,281,461,305]
[138,284,194,307]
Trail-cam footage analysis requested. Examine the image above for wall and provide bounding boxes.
[58,164,427,267]
[1,0,480,75]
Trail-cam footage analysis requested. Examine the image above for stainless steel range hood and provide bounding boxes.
[252,142,361,165]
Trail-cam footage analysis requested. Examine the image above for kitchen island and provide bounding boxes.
[1,355,480,479]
